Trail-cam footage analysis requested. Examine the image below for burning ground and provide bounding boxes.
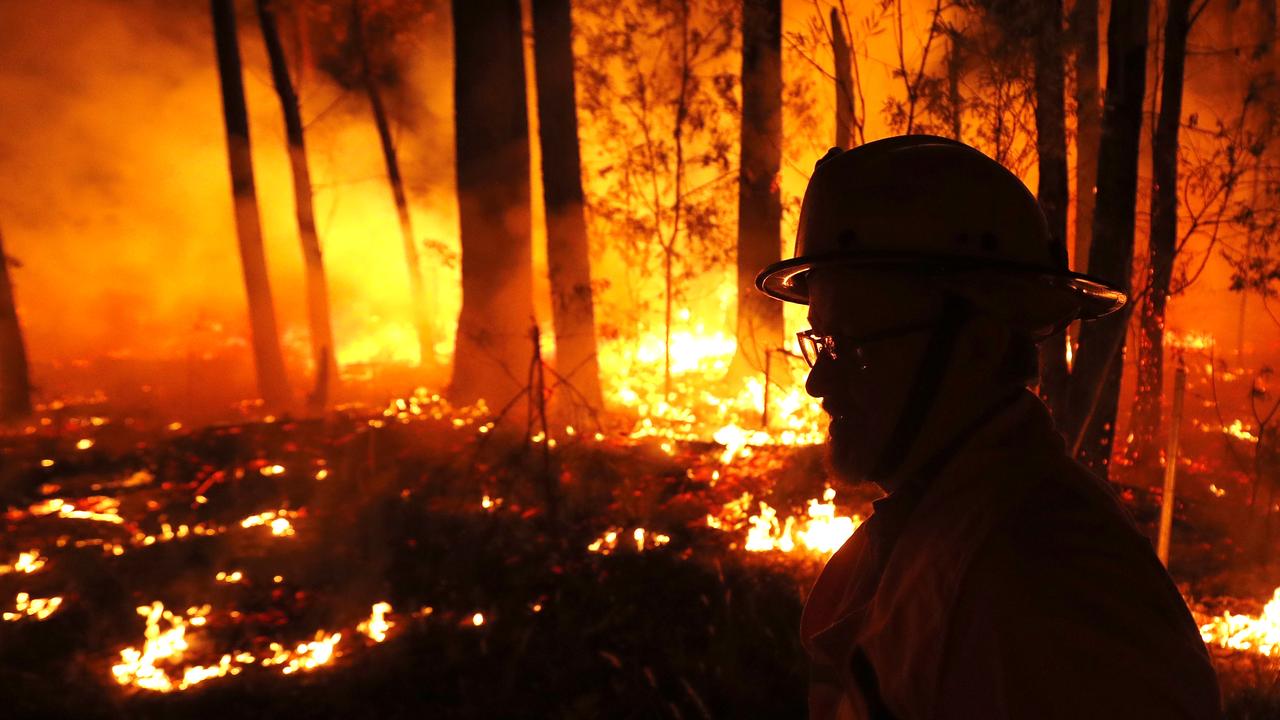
[4,361,1280,718]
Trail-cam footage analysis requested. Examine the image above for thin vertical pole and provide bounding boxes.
[762,348,772,428]
[1157,354,1187,566]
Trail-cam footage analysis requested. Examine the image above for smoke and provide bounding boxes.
[0,0,1276,419]
[0,0,459,409]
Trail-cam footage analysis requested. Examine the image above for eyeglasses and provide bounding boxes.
[796,319,941,369]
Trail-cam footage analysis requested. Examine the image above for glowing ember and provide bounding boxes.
[261,631,343,675]
[215,570,244,584]
[1199,587,1280,657]
[0,550,46,575]
[259,464,286,476]
[26,496,124,524]
[471,612,485,627]
[587,529,619,554]
[1224,420,1259,443]
[113,601,350,691]
[112,602,222,692]
[239,509,298,537]
[587,527,670,555]
[3,592,63,621]
[75,438,94,450]
[357,602,394,642]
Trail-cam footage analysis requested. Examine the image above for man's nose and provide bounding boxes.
[805,356,837,399]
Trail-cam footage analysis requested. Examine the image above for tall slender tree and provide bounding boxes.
[211,0,292,410]
[450,0,536,408]
[1034,0,1071,417]
[1131,0,1194,465]
[1064,0,1151,477]
[0,227,31,421]
[832,7,855,149]
[734,0,784,377]
[944,30,963,141]
[350,0,434,369]
[531,0,603,411]
[1072,0,1101,275]
[257,0,338,412]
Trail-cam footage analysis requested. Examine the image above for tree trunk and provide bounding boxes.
[1073,0,1101,274]
[832,7,854,149]
[211,0,292,410]
[1064,0,1151,478]
[531,0,604,411]
[449,0,536,408]
[257,0,337,413]
[733,0,784,377]
[0,228,32,421]
[1034,0,1071,419]
[945,32,962,141]
[352,0,434,369]
[1132,0,1192,467]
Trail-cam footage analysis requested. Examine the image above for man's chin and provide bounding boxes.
[824,435,876,485]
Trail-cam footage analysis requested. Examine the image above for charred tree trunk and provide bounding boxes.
[450,0,536,408]
[832,8,854,149]
[1073,0,1101,274]
[531,0,603,411]
[0,228,31,421]
[1064,0,1150,478]
[1034,0,1071,418]
[211,0,292,410]
[1132,0,1192,466]
[733,0,784,377]
[257,0,337,413]
[352,0,433,369]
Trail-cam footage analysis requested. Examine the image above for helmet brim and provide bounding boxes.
[755,253,1127,335]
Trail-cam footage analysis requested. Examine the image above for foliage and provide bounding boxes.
[301,0,441,95]
[574,0,740,335]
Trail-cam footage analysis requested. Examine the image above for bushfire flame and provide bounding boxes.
[239,509,298,537]
[3,592,63,621]
[0,550,46,575]
[357,602,394,643]
[709,488,863,556]
[1199,587,1280,657]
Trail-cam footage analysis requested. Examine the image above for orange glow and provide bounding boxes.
[357,602,394,643]
[1199,588,1280,657]
[710,488,862,556]
[239,509,298,537]
[3,592,63,621]
[0,550,46,575]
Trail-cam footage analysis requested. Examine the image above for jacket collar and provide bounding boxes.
[803,391,1064,699]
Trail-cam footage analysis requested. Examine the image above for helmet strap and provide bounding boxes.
[870,295,971,480]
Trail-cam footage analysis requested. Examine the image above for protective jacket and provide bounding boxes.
[801,390,1223,719]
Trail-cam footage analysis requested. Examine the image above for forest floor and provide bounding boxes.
[0,389,1278,719]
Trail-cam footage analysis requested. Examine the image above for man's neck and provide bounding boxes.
[873,384,1027,495]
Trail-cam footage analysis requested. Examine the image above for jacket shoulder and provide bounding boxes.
[934,458,1222,719]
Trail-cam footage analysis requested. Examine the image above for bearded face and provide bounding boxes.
[804,270,943,484]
